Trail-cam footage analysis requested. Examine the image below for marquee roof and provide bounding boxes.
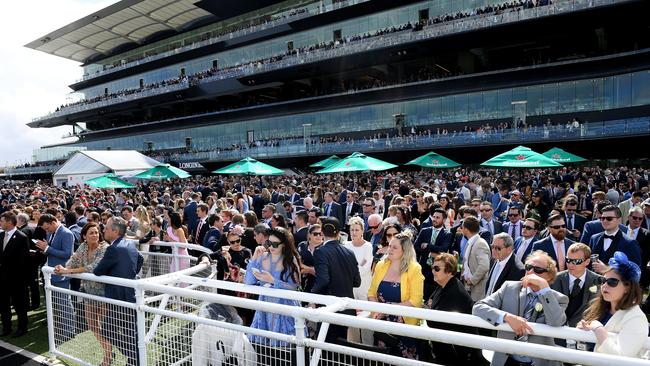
[25,0,215,63]
[53,150,161,177]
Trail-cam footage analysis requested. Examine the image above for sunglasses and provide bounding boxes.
[267,241,283,248]
[368,225,380,230]
[363,204,374,207]
[522,225,536,230]
[565,258,585,265]
[599,216,619,222]
[432,266,442,272]
[228,239,241,245]
[311,232,323,236]
[508,213,520,217]
[525,264,549,274]
[599,277,621,287]
[629,216,644,221]
[492,246,504,252]
[480,209,493,212]
[549,224,566,229]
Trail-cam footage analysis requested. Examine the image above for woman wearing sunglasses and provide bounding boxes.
[578,251,648,358]
[368,231,424,359]
[425,253,482,365]
[244,227,304,349]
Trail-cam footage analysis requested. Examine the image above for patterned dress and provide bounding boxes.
[376,280,421,359]
[65,241,110,301]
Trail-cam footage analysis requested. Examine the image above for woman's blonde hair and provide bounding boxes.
[348,216,365,232]
[383,231,416,273]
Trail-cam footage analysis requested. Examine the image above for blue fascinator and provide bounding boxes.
[608,251,641,283]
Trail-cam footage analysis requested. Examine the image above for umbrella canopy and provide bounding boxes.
[134,163,191,179]
[317,152,397,173]
[309,155,341,168]
[542,147,587,163]
[405,151,461,169]
[481,146,563,168]
[84,173,135,188]
[212,157,284,175]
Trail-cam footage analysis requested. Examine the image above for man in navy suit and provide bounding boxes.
[502,206,524,240]
[625,207,650,287]
[563,199,587,240]
[0,212,30,337]
[590,205,642,274]
[311,217,360,343]
[36,214,75,342]
[579,201,626,244]
[94,217,143,366]
[414,207,453,299]
[485,233,525,296]
[322,192,343,225]
[183,192,200,234]
[202,214,223,251]
[480,201,503,236]
[191,203,210,246]
[531,214,574,271]
[419,203,439,231]
[341,193,361,230]
[642,199,650,230]
[512,218,541,265]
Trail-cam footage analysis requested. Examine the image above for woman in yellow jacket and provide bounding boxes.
[368,232,424,359]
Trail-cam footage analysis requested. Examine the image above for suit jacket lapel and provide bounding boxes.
[518,285,527,316]
[562,273,569,295]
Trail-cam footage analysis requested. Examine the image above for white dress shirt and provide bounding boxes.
[568,271,587,291]
[603,229,619,252]
[515,236,533,263]
[486,252,512,295]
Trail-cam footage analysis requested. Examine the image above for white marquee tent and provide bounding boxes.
[53,150,161,187]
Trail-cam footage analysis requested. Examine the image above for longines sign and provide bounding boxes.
[179,162,204,169]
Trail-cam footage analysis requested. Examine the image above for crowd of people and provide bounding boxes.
[0,164,649,364]
[47,0,556,118]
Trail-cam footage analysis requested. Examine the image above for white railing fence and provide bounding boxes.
[43,256,650,366]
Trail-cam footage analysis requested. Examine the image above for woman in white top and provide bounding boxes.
[578,251,648,358]
[344,216,374,344]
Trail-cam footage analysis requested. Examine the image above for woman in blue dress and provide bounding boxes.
[244,226,304,364]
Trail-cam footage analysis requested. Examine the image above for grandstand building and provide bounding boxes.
[14,0,650,178]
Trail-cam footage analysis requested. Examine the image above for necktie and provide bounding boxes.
[628,227,634,238]
[570,278,581,297]
[556,240,565,271]
[568,216,573,230]
[523,293,537,321]
[196,220,203,239]
[487,263,499,294]
[603,234,615,240]
[326,203,331,216]
[510,224,516,239]
[2,233,9,250]
[430,229,439,246]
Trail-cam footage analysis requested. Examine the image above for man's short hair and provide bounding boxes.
[109,216,127,236]
[547,213,564,226]
[197,203,209,213]
[0,212,17,226]
[493,232,514,248]
[121,205,133,213]
[595,200,612,213]
[191,192,199,200]
[432,207,447,219]
[207,214,221,226]
[16,212,29,225]
[525,217,541,231]
[253,223,270,236]
[263,204,276,213]
[295,210,308,224]
[74,205,86,216]
[567,243,591,259]
[38,213,57,226]
[461,216,480,233]
[600,205,622,217]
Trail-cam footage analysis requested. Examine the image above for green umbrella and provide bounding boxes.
[481,145,563,168]
[309,155,341,168]
[85,173,135,188]
[542,147,587,163]
[405,151,461,169]
[212,157,284,175]
[317,152,397,173]
[134,164,191,179]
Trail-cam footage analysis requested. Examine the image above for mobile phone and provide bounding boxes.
[31,239,39,244]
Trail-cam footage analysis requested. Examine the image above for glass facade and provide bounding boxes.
[66,70,650,152]
[78,0,516,99]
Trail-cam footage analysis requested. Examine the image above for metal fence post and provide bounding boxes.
[43,271,56,360]
[135,284,148,366]
[295,317,306,366]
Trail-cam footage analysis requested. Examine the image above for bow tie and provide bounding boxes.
[603,234,616,240]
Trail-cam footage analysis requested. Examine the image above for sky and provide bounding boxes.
[0,0,116,166]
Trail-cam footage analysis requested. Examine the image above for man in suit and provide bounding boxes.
[625,207,650,287]
[550,243,600,329]
[17,213,39,310]
[260,204,275,225]
[203,214,224,251]
[590,205,642,273]
[642,199,650,230]
[473,250,568,366]
[363,214,384,252]
[450,207,493,255]
[460,217,491,302]
[513,218,541,265]
[341,193,361,231]
[485,233,525,297]
[287,185,301,204]
[618,191,644,224]
[36,213,75,342]
[383,184,400,219]
[563,198,587,241]
[322,192,343,225]
[311,216,360,343]
[480,201,503,236]
[414,208,453,299]
[121,206,140,237]
[183,193,200,234]
[191,203,210,246]
[94,217,144,366]
[293,210,309,244]
[0,212,30,337]
[532,214,574,272]
[502,206,525,240]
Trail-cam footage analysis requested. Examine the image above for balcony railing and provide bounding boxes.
[155,117,650,163]
[33,0,622,123]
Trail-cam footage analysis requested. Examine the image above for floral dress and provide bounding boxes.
[244,253,305,346]
[65,241,109,301]
[376,280,421,359]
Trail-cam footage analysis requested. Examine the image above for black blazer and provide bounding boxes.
[294,226,309,245]
[485,254,525,296]
[341,202,361,224]
[311,240,360,298]
[0,229,30,286]
[192,219,210,246]
[531,236,575,270]
[550,269,601,327]
[589,230,642,266]
[322,201,344,224]
[633,227,650,287]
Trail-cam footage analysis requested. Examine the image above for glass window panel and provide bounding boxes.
[631,71,650,106]
[614,74,632,108]
[542,83,558,115]
[557,81,575,113]
[483,90,498,119]
[498,89,513,118]
[441,95,454,121]
[526,85,542,116]
[454,94,468,122]
[575,79,594,111]
[467,92,483,120]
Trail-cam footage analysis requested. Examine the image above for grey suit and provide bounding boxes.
[550,270,601,327]
[473,281,568,366]
[463,235,491,301]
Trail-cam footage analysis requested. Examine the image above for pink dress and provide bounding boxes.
[167,226,190,273]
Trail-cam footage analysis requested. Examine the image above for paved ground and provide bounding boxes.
[0,342,49,366]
